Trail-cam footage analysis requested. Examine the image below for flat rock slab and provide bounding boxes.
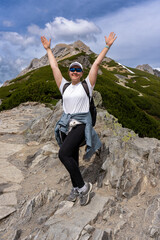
[0,142,24,159]
[44,194,110,240]
[54,201,74,215]
[0,142,24,184]
[3,184,21,193]
[0,164,24,184]
[0,192,17,206]
[0,206,16,220]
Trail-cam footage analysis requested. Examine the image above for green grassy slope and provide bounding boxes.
[0,53,160,139]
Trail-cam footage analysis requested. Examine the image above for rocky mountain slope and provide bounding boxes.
[15,43,160,80]
[0,40,160,141]
[136,64,160,77]
[0,94,160,240]
[16,40,94,78]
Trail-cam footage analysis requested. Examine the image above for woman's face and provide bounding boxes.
[69,65,83,84]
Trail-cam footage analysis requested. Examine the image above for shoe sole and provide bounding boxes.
[68,197,77,202]
[67,194,79,202]
[81,182,93,206]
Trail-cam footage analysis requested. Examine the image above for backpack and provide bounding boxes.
[62,80,97,126]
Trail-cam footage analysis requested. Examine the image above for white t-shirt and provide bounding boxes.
[59,76,94,114]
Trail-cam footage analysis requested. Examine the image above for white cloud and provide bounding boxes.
[0,56,32,84]
[91,0,160,67]
[0,17,101,83]
[0,38,44,83]
[15,58,28,71]
[28,17,101,42]
[0,32,36,48]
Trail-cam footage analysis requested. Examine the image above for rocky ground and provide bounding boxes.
[0,100,160,240]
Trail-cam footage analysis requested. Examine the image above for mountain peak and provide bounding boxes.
[136,64,154,75]
[72,40,92,54]
[17,41,92,77]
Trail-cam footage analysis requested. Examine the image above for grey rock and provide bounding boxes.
[136,64,154,75]
[144,196,160,238]
[1,99,160,240]
[37,216,48,224]
[41,143,58,158]
[0,206,16,220]
[153,69,160,77]
[84,224,95,233]
[11,229,22,240]
[0,192,17,206]
[44,194,109,240]
[20,188,58,221]
[114,220,127,235]
[93,90,103,107]
[115,74,128,80]
[92,228,112,240]
[54,201,74,215]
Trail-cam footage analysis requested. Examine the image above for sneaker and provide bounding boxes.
[67,188,79,202]
[79,182,93,206]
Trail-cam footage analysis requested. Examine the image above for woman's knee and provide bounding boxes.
[58,147,68,162]
[58,148,64,162]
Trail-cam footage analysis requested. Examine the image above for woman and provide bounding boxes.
[41,32,117,206]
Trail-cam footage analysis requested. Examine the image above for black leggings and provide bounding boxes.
[58,124,85,188]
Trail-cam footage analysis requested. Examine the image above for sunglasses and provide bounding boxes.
[69,67,82,72]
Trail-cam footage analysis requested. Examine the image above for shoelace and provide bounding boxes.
[71,188,79,196]
[79,192,85,199]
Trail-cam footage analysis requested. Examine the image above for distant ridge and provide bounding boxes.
[136,64,160,77]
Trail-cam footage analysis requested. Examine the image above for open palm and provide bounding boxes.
[41,36,51,50]
[105,32,117,47]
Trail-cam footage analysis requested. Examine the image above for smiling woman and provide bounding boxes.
[41,32,117,206]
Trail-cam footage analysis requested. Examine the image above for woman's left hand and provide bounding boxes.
[105,32,117,47]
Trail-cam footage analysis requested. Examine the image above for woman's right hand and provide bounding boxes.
[41,36,51,50]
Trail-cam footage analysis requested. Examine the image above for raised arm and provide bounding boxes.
[41,36,62,88]
[89,32,117,87]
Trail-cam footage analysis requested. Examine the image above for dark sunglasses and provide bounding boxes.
[69,67,82,72]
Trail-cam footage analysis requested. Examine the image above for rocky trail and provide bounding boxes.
[0,100,160,240]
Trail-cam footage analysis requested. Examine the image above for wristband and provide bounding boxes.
[106,45,110,49]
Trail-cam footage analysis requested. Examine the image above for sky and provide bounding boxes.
[0,0,160,84]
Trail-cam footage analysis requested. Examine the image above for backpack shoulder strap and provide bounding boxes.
[62,82,71,95]
[81,80,90,100]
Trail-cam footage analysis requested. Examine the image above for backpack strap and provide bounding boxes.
[62,80,90,100]
[81,80,90,101]
[62,82,71,104]
[62,82,71,95]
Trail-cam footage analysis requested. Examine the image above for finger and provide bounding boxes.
[41,36,45,42]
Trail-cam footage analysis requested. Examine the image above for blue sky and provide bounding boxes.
[0,0,160,84]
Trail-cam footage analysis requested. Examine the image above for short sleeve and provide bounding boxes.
[59,77,69,95]
[85,76,94,97]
